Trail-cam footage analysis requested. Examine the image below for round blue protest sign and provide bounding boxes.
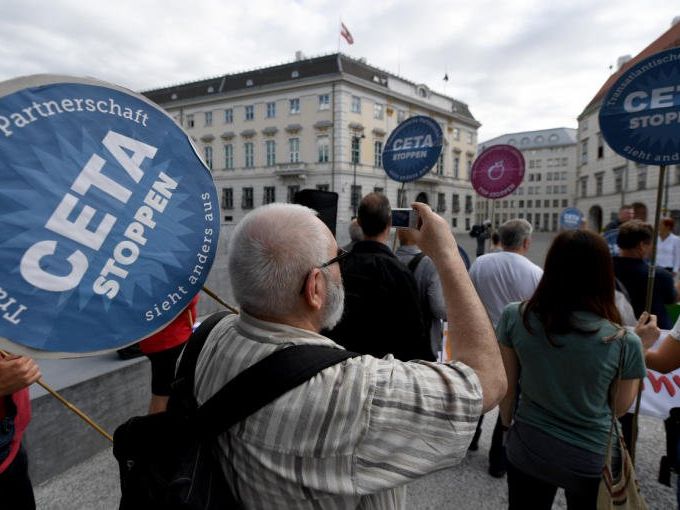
[600,46,680,165]
[382,115,443,182]
[0,75,220,356]
[559,207,584,230]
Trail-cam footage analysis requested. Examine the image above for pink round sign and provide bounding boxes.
[471,144,525,199]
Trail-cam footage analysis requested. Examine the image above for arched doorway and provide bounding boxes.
[588,205,603,232]
[415,192,429,205]
[632,202,648,222]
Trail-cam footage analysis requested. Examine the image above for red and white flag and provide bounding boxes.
[340,22,354,45]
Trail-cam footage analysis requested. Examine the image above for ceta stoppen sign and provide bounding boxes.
[600,46,680,165]
[0,75,220,356]
[382,116,443,182]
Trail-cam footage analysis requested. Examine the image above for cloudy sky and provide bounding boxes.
[0,0,678,141]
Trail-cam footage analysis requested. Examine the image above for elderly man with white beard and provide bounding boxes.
[193,202,506,509]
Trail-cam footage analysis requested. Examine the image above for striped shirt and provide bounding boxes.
[195,312,482,510]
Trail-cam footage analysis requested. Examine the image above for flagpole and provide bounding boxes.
[337,18,341,52]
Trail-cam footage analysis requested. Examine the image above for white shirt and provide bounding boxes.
[469,251,543,326]
[656,233,680,273]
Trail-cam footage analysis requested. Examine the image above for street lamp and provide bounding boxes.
[352,133,365,217]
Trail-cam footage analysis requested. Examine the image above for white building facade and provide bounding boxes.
[476,128,578,231]
[143,53,481,241]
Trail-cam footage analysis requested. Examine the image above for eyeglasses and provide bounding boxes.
[319,247,350,268]
[299,247,349,294]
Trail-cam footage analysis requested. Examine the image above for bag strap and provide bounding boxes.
[604,332,627,464]
[196,344,360,437]
[407,252,426,273]
[172,310,233,407]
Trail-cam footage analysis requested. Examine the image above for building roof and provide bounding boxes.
[142,53,477,123]
[579,20,680,119]
[479,127,577,151]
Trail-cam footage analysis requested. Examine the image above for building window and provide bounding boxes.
[453,155,460,179]
[465,218,471,230]
[613,166,624,193]
[562,199,568,207]
[186,114,194,128]
[265,140,276,166]
[451,193,460,213]
[289,138,300,163]
[552,199,558,208]
[244,142,254,168]
[465,195,473,214]
[289,98,300,114]
[224,144,234,170]
[319,94,330,110]
[597,133,604,159]
[204,111,212,127]
[466,131,474,144]
[436,153,444,175]
[351,136,360,164]
[397,110,406,123]
[351,95,361,113]
[204,146,213,170]
[242,187,254,209]
[397,189,407,207]
[580,177,587,198]
[317,184,330,191]
[263,186,276,204]
[287,185,300,203]
[453,128,460,141]
[224,108,233,124]
[466,159,472,179]
[437,193,446,212]
[374,103,384,120]
[452,218,458,228]
[245,105,254,121]
[221,188,233,210]
[581,139,588,165]
[374,186,384,194]
[519,200,525,208]
[543,200,549,207]
[266,101,276,118]
[351,185,362,210]
[637,167,647,190]
[318,136,330,163]
[675,165,680,185]
[374,140,383,168]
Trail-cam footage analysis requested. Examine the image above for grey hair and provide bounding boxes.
[228,203,330,318]
[348,220,364,243]
[499,219,533,249]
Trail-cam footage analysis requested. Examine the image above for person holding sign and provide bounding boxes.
[0,354,41,510]
[613,220,677,329]
[139,294,199,414]
[497,230,646,509]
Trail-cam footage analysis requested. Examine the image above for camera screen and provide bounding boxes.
[391,209,411,228]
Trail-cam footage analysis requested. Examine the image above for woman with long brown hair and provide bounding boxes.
[497,229,647,509]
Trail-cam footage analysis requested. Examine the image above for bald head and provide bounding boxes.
[229,203,331,319]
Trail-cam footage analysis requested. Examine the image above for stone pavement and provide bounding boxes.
[34,409,676,509]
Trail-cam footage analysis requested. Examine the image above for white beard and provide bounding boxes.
[321,272,345,330]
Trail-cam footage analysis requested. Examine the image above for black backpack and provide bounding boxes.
[113,311,359,509]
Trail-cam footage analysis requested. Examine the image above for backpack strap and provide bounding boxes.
[171,310,233,410]
[407,252,426,273]
[196,345,360,437]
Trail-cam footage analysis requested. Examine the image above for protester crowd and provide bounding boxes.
[4,194,680,509]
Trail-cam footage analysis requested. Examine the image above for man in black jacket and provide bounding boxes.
[325,193,433,361]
